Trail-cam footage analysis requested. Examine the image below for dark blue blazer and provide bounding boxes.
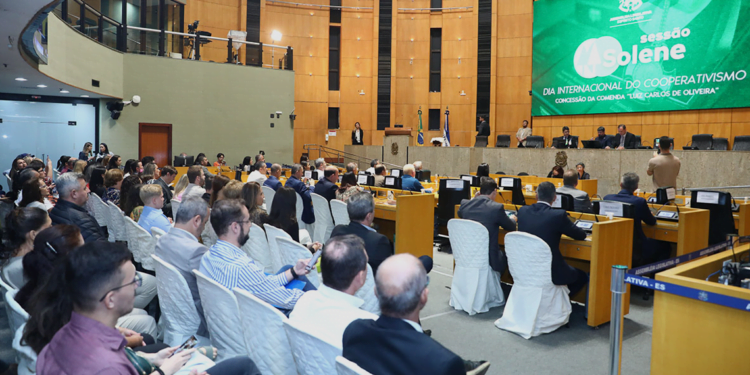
[457,196,516,273]
[263,176,282,191]
[517,203,587,286]
[400,175,424,192]
[284,176,315,224]
[343,316,465,375]
[603,190,657,255]
[313,178,338,201]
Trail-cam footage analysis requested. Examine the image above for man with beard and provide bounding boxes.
[199,199,317,315]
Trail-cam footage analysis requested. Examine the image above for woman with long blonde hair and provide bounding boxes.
[172,174,190,201]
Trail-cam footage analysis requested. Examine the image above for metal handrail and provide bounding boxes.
[681,185,750,195]
[126,25,292,50]
[303,144,401,169]
[266,0,373,10]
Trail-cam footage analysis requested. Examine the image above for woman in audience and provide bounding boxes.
[0,207,51,288]
[72,160,87,174]
[266,187,302,242]
[547,165,564,179]
[123,159,138,178]
[96,142,113,162]
[336,172,363,202]
[209,174,230,206]
[107,155,122,170]
[100,154,111,169]
[89,166,107,198]
[19,178,51,211]
[79,142,94,162]
[217,180,243,202]
[213,153,226,167]
[577,162,590,180]
[123,184,145,221]
[242,182,268,226]
[477,163,490,178]
[172,174,189,201]
[55,156,70,173]
[241,156,253,172]
[10,157,27,179]
[103,168,124,205]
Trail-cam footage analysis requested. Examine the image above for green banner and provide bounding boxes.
[531,0,750,116]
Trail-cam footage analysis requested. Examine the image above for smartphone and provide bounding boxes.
[305,247,323,271]
[170,335,197,357]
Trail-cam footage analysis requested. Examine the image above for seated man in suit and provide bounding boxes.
[289,235,377,346]
[606,124,637,150]
[590,126,611,149]
[556,170,593,213]
[155,165,176,217]
[263,163,283,191]
[400,164,424,192]
[313,166,339,201]
[373,164,387,187]
[343,254,490,375]
[603,172,664,266]
[457,177,516,275]
[155,197,210,337]
[285,163,315,227]
[517,182,588,297]
[330,192,432,275]
[181,165,206,201]
[552,126,577,149]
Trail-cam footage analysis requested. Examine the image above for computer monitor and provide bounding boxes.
[437,179,470,226]
[552,193,575,211]
[416,169,431,182]
[581,140,602,149]
[311,170,325,181]
[357,174,374,186]
[655,186,676,204]
[498,177,525,206]
[384,175,402,189]
[592,200,635,218]
[690,190,736,245]
[390,169,403,178]
[460,174,480,187]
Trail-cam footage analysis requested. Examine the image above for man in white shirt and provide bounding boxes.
[365,159,379,175]
[247,162,268,185]
[289,235,377,346]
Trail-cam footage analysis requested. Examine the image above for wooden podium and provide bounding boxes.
[383,128,413,167]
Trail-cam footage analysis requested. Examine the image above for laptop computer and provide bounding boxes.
[582,140,602,149]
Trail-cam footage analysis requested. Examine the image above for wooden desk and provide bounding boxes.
[478,173,598,198]
[651,245,750,374]
[642,204,710,256]
[174,166,240,185]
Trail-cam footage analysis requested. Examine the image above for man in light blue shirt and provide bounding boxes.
[138,184,171,235]
[199,199,317,313]
[400,164,424,192]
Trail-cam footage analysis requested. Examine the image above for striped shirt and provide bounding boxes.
[199,240,304,309]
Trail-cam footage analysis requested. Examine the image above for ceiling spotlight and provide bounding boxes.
[60,90,70,94]
[2,135,7,139]
[15,77,27,81]
[36,84,47,88]
[81,95,89,98]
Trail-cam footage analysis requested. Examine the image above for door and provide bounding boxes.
[139,123,172,166]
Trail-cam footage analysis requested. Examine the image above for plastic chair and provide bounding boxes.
[447,219,505,315]
[242,223,279,273]
[295,192,304,225]
[495,135,511,148]
[283,320,341,375]
[201,217,218,248]
[275,237,320,287]
[152,255,208,346]
[193,270,247,362]
[5,289,29,365]
[353,264,380,315]
[171,199,181,219]
[107,201,127,242]
[89,193,110,228]
[123,216,156,271]
[311,193,334,243]
[151,226,167,240]
[262,186,275,214]
[330,199,350,226]
[234,289,297,375]
[495,232,571,339]
[336,356,373,375]
[13,324,36,375]
[691,134,714,150]
[264,223,292,268]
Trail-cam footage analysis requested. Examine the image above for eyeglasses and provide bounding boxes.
[99,273,142,301]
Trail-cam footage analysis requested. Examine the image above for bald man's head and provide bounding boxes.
[375,254,428,318]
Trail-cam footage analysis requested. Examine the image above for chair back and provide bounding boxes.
[152,255,202,346]
[495,134,511,148]
[262,186,276,213]
[276,237,320,287]
[242,224,279,273]
[634,135,642,147]
[311,193,334,243]
[264,223,292,268]
[283,320,341,375]
[201,217,218,248]
[123,216,156,271]
[107,201,127,241]
[732,135,750,151]
[13,323,37,375]
[171,199,181,219]
[234,289,297,375]
[330,199,350,226]
[89,193,110,228]
[525,136,545,148]
[447,219,490,268]
[474,135,488,147]
[691,134,714,150]
[713,137,728,151]
[504,232,554,287]
[193,270,247,362]
[151,226,167,240]
[336,356,373,375]
[4,289,28,341]
[353,264,380,315]
[295,192,304,224]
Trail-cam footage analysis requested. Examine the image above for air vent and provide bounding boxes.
[92,79,100,87]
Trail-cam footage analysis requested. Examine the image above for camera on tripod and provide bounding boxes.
[185,20,212,60]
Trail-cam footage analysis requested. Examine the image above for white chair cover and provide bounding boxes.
[234,289,297,375]
[330,199,350,226]
[5,289,29,365]
[262,186,275,214]
[264,223,292,267]
[201,217,218,248]
[296,192,316,236]
[152,255,207,347]
[283,320,341,375]
[193,270,247,362]
[336,356,373,375]
[123,216,156,271]
[353,264,380,315]
[1,266,20,290]
[151,227,167,240]
[495,232,571,339]
[89,193,110,228]
[106,201,127,242]
[242,224,278,273]
[447,219,505,315]
[171,199,181,219]
[13,324,36,375]
[275,237,320,287]
[311,193,334,243]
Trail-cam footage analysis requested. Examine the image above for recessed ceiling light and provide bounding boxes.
[37,84,47,88]
[60,90,70,93]
[15,77,26,81]
[2,135,7,139]
[80,95,89,98]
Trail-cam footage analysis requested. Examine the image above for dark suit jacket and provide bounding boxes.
[155,178,173,217]
[263,176,282,191]
[313,178,338,201]
[457,196,516,273]
[604,190,657,260]
[477,121,490,136]
[352,129,364,145]
[343,316,465,375]
[517,203,587,285]
[285,176,315,224]
[49,199,106,243]
[331,222,392,274]
[610,132,637,149]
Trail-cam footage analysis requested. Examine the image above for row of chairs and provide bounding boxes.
[479,134,750,150]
